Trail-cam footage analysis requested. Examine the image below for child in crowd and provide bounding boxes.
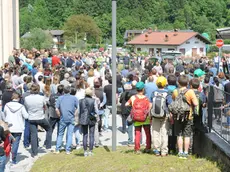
[151,76,169,156]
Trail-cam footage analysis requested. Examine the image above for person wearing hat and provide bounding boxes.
[151,76,169,156]
[79,87,98,157]
[194,69,206,92]
[125,82,151,154]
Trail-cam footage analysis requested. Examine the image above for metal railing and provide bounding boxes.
[207,85,230,144]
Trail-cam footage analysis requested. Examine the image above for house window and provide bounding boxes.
[186,41,190,44]
[149,48,154,55]
[179,48,185,55]
[195,41,199,44]
[137,48,141,52]
[168,48,175,51]
[200,48,204,53]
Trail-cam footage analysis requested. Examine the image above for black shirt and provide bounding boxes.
[104,84,112,106]
[2,90,14,110]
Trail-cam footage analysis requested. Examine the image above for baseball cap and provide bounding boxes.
[136,82,145,91]
[156,76,167,88]
[194,69,205,77]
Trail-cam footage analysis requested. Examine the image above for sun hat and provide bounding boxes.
[156,76,167,88]
[136,82,145,91]
[194,69,205,77]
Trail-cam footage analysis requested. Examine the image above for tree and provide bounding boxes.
[19,0,50,35]
[63,14,101,44]
[21,28,53,50]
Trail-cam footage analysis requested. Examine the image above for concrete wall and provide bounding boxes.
[0,0,19,66]
[194,132,230,171]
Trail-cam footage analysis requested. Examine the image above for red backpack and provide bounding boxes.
[131,95,150,122]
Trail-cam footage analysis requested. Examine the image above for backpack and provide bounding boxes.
[166,92,173,105]
[130,95,150,122]
[168,89,190,122]
[151,91,168,118]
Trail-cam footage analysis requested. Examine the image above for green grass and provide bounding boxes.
[31,147,221,172]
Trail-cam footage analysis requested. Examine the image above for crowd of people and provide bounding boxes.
[0,48,228,171]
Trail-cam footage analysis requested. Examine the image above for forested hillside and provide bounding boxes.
[19,0,230,45]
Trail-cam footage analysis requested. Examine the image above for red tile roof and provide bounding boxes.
[128,31,211,45]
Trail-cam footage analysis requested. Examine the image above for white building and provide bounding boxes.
[0,0,20,66]
[128,30,211,57]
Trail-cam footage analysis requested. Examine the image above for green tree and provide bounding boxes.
[63,14,101,44]
[21,28,53,50]
[20,0,50,35]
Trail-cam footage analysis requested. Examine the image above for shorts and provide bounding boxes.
[174,120,193,137]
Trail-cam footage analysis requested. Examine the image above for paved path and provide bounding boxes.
[8,114,137,172]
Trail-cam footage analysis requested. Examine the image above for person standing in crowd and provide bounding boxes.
[24,84,52,157]
[151,76,169,156]
[94,80,106,139]
[55,85,78,154]
[125,82,151,154]
[47,85,64,148]
[172,75,198,159]
[103,76,113,132]
[213,77,224,122]
[145,76,158,101]
[2,81,14,112]
[4,92,29,164]
[79,87,98,157]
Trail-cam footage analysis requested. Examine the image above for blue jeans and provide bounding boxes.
[74,125,81,145]
[202,108,207,124]
[11,133,22,163]
[127,124,133,144]
[56,120,74,152]
[82,125,95,151]
[0,155,6,172]
[23,119,30,147]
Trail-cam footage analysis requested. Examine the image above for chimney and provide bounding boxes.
[145,34,148,42]
[165,34,169,42]
[173,29,178,36]
[148,28,152,34]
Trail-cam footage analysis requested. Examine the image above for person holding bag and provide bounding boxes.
[79,88,98,157]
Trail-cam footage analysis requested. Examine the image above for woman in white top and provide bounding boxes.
[87,69,95,88]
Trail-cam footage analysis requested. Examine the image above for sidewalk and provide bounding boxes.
[9,114,135,172]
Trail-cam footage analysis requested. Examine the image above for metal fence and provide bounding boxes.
[207,85,230,144]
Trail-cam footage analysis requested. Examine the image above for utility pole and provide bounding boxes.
[112,0,117,151]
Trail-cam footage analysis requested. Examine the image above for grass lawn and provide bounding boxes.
[31,146,221,172]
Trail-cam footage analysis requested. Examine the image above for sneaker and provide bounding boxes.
[76,146,81,150]
[95,145,99,148]
[66,151,71,155]
[143,149,151,154]
[178,152,184,159]
[84,151,88,157]
[161,154,168,157]
[53,150,60,154]
[183,153,189,159]
[88,151,93,156]
[135,150,142,155]
[127,143,134,147]
[153,150,160,156]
